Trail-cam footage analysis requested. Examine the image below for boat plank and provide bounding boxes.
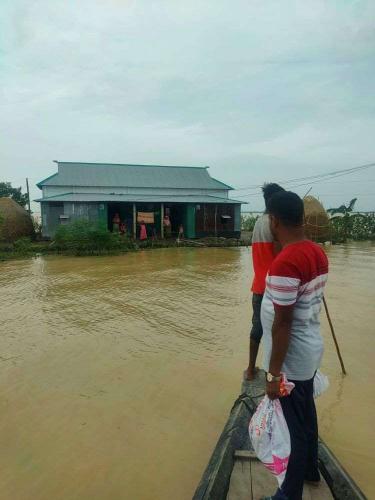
[250,459,277,499]
[303,480,333,500]
[227,455,334,500]
[234,450,257,460]
[227,460,252,500]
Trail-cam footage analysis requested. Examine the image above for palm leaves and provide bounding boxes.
[327,198,357,216]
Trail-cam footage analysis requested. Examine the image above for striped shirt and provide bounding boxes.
[261,240,329,380]
[251,214,275,294]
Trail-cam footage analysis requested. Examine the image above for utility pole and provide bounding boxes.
[26,178,31,215]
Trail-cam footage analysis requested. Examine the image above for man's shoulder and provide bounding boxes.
[271,240,328,278]
[298,240,329,266]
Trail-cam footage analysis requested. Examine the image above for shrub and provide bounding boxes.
[53,219,136,255]
[330,213,375,242]
[13,237,32,253]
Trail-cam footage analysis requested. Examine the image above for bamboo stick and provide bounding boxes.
[323,296,347,375]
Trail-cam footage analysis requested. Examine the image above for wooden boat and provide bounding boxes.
[193,371,367,500]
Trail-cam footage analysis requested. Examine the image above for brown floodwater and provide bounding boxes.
[0,242,374,500]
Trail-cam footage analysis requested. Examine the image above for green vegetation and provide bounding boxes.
[2,210,373,262]
[330,213,375,243]
[328,198,357,242]
[13,237,33,253]
[0,239,50,261]
[241,214,259,232]
[53,220,137,255]
[0,219,247,261]
[328,199,375,242]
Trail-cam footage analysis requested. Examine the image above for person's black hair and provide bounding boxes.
[262,183,284,210]
[267,190,304,226]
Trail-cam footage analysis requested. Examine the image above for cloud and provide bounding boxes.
[1,0,374,210]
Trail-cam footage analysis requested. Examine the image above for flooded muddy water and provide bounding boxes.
[0,242,374,499]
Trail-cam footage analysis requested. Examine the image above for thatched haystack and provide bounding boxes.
[0,197,35,242]
[303,196,331,242]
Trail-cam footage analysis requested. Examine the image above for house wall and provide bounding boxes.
[42,185,229,199]
[195,203,240,238]
[41,200,240,239]
[234,205,241,232]
[41,202,107,238]
[63,202,100,221]
[41,202,64,238]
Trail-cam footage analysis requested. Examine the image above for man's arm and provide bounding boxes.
[266,304,294,400]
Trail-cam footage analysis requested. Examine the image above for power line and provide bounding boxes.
[234,162,375,198]
[233,162,375,193]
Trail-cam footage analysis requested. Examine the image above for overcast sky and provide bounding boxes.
[1,0,374,212]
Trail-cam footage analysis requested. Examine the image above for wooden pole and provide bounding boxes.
[133,203,137,239]
[26,178,31,215]
[323,296,347,375]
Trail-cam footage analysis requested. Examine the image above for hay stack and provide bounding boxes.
[303,196,331,242]
[0,197,35,242]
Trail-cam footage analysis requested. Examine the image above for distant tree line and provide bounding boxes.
[241,199,375,242]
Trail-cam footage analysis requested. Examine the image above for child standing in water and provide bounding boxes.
[177,224,184,241]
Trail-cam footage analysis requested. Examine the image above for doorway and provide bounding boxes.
[107,203,133,234]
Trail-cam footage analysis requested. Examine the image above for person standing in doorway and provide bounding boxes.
[260,191,328,500]
[244,183,284,381]
[139,220,147,241]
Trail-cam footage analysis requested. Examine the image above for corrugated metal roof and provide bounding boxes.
[37,162,233,190]
[34,192,244,204]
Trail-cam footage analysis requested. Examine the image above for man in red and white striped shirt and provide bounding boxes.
[260,191,329,500]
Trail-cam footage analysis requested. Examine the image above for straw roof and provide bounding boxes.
[0,197,35,242]
[303,196,331,242]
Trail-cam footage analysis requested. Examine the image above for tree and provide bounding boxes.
[0,182,29,208]
[327,198,357,216]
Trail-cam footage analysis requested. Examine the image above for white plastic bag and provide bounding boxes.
[313,370,329,398]
[249,376,294,487]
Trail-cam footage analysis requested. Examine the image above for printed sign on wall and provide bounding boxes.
[137,212,154,224]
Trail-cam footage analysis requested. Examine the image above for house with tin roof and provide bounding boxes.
[36,161,243,239]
